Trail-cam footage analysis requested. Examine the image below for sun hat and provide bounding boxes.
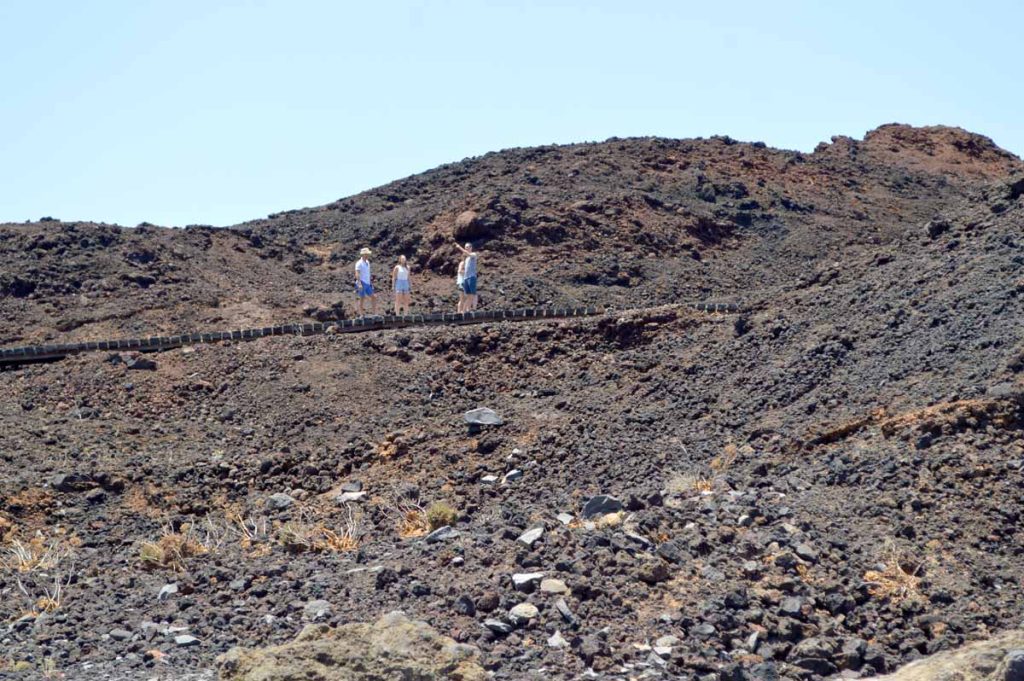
[359,247,372,256]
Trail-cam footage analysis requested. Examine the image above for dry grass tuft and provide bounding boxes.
[864,540,923,602]
[275,507,360,554]
[232,513,270,552]
[665,443,740,497]
[399,509,429,538]
[139,526,208,571]
[710,443,738,475]
[2,535,76,574]
[2,529,77,618]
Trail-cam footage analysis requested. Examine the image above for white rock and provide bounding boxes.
[303,599,332,621]
[464,408,503,425]
[517,527,544,546]
[157,583,178,601]
[548,630,569,648]
[508,603,539,624]
[512,572,544,591]
[540,578,568,594]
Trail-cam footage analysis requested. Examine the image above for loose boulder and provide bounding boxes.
[463,408,503,426]
[582,494,622,519]
[874,631,1024,680]
[217,611,486,681]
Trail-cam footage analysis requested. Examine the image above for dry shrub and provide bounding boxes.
[276,522,318,553]
[711,443,738,475]
[425,502,458,531]
[399,508,429,538]
[232,513,270,551]
[11,570,74,617]
[666,443,741,497]
[3,535,73,574]
[665,472,713,495]
[275,508,360,554]
[2,529,77,618]
[864,540,923,602]
[139,526,207,571]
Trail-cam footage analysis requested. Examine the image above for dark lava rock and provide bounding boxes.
[375,568,399,590]
[577,635,610,665]
[453,595,476,616]
[636,561,670,584]
[582,494,623,519]
[1005,650,1024,681]
[108,628,132,642]
[126,356,157,370]
[52,473,95,493]
[484,619,513,635]
[477,592,500,613]
[780,596,804,617]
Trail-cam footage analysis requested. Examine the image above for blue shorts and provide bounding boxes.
[355,281,374,298]
[463,276,477,295]
[395,280,410,293]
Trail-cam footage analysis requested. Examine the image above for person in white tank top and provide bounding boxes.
[391,255,412,315]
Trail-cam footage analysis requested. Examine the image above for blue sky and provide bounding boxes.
[1,1,1021,227]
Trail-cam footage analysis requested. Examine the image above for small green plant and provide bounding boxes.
[425,502,458,531]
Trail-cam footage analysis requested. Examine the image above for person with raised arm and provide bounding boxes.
[453,241,480,311]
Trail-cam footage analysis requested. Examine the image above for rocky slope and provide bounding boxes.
[0,125,1022,680]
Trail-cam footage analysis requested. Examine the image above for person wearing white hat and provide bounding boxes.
[354,247,378,316]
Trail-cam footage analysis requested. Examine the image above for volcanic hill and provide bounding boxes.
[1,124,1023,680]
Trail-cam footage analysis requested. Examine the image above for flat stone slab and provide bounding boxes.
[464,408,503,426]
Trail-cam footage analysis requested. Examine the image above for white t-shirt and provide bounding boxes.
[355,258,371,284]
[464,252,478,278]
[395,265,409,282]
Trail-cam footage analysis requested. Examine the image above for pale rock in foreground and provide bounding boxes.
[875,631,1024,681]
[217,611,485,681]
